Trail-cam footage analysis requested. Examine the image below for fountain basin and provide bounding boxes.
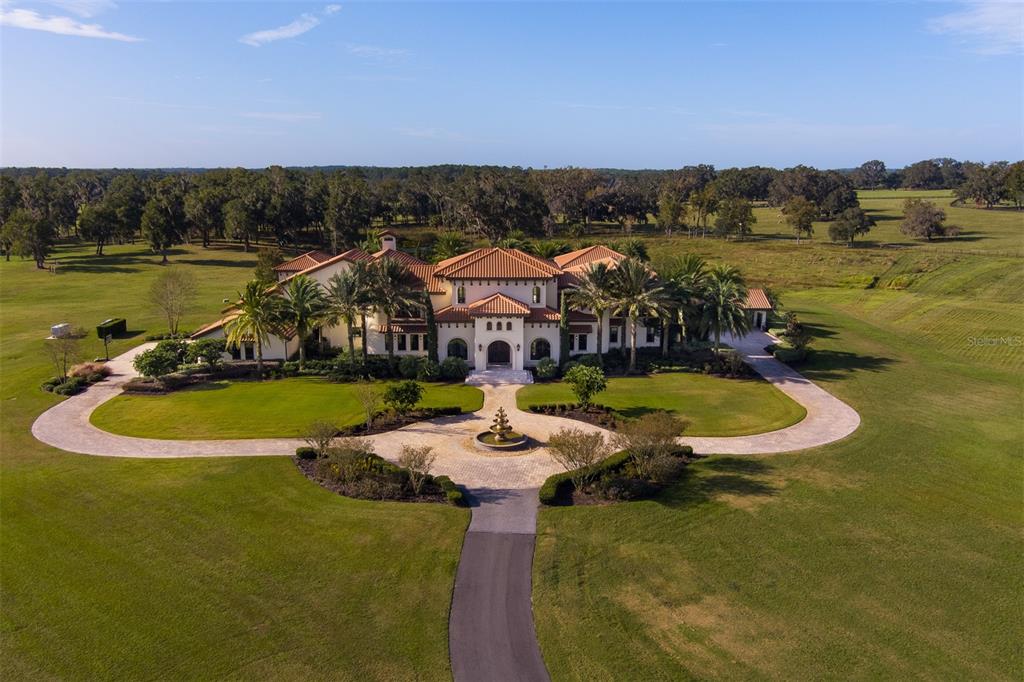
[475,431,529,450]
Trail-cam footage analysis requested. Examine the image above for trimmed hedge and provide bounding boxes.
[539,446,694,505]
[96,318,126,338]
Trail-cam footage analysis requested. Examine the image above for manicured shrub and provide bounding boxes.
[548,428,610,491]
[96,317,127,338]
[440,356,470,380]
[154,339,188,364]
[186,338,227,369]
[534,357,558,379]
[563,364,607,408]
[398,355,421,379]
[40,377,62,392]
[560,360,579,376]
[612,411,686,479]
[133,347,180,379]
[383,380,423,416]
[575,353,602,367]
[295,446,318,460]
[52,376,86,396]
[417,358,441,382]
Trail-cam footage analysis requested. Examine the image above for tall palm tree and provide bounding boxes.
[325,269,363,366]
[431,231,467,262]
[369,258,419,362]
[701,269,750,356]
[530,239,571,259]
[660,254,709,346]
[610,257,668,373]
[347,260,375,365]
[225,280,280,379]
[565,262,614,366]
[278,275,328,369]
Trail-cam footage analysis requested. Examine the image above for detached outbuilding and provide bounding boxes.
[744,288,774,330]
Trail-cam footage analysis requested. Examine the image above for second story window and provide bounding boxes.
[532,285,541,304]
[457,286,466,304]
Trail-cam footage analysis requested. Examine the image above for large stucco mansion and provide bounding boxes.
[192,232,773,371]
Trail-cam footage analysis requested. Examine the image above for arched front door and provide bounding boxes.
[487,340,511,367]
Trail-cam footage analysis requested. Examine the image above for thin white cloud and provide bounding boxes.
[346,43,409,59]
[239,4,340,47]
[241,112,323,122]
[44,0,117,19]
[0,6,141,41]
[928,1,1024,55]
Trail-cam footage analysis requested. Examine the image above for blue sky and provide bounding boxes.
[2,1,1021,168]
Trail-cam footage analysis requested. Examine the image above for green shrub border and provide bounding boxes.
[538,445,694,506]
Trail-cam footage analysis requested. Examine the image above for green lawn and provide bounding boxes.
[532,281,1023,679]
[1,244,467,680]
[516,372,806,437]
[92,377,484,439]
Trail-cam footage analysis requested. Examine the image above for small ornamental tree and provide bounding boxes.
[563,364,607,409]
[398,445,437,495]
[133,347,180,379]
[149,268,197,336]
[45,335,82,381]
[354,381,381,431]
[303,420,338,458]
[612,411,684,479]
[185,338,226,369]
[383,380,423,416]
[547,427,610,492]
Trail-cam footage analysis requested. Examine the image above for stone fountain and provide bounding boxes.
[475,406,528,450]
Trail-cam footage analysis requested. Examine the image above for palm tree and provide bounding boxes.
[565,262,614,366]
[530,239,571,259]
[431,231,467,262]
[700,268,750,356]
[325,269,363,366]
[610,257,668,373]
[225,280,280,379]
[277,275,328,369]
[369,258,419,362]
[660,254,709,346]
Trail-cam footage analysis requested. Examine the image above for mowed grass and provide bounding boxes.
[532,282,1023,680]
[516,372,805,436]
[0,243,467,680]
[92,377,484,439]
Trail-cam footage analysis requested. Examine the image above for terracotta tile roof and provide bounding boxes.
[553,245,626,270]
[568,309,597,322]
[191,313,238,339]
[744,288,773,309]
[378,319,428,334]
[467,293,531,316]
[274,250,333,272]
[372,249,427,267]
[526,307,560,323]
[435,306,472,323]
[277,247,372,284]
[569,324,593,334]
[338,247,373,262]
[405,263,446,294]
[434,247,562,280]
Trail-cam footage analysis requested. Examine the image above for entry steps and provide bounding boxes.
[465,369,534,386]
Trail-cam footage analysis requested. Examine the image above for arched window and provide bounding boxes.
[532,286,541,304]
[456,286,465,304]
[486,321,493,331]
[447,338,468,360]
[530,338,551,360]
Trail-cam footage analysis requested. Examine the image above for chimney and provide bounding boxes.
[380,230,397,251]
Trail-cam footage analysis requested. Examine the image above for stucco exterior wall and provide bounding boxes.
[448,279,553,308]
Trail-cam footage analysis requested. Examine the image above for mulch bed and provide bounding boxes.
[293,457,449,504]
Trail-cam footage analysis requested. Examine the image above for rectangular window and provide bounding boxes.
[244,343,254,360]
[646,325,656,343]
[569,334,576,351]
[532,285,541,304]
[609,327,619,344]
[578,334,588,351]
[398,334,407,351]
[411,334,420,351]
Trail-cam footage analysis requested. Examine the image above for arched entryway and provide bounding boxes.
[487,340,511,367]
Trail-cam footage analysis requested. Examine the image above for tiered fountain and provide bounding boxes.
[475,407,528,450]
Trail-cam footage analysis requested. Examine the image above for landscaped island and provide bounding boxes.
[91,377,484,439]
[517,371,806,436]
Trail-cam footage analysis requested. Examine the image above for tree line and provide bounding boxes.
[1,157,1020,267]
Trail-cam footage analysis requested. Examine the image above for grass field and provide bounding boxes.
[515,372,806,437]
[92,377,484,439]
[532,264,1023,678]
[0,244,467,680]
[2,192,1021,679]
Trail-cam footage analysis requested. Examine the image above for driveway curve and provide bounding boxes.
[30,331,859,682]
